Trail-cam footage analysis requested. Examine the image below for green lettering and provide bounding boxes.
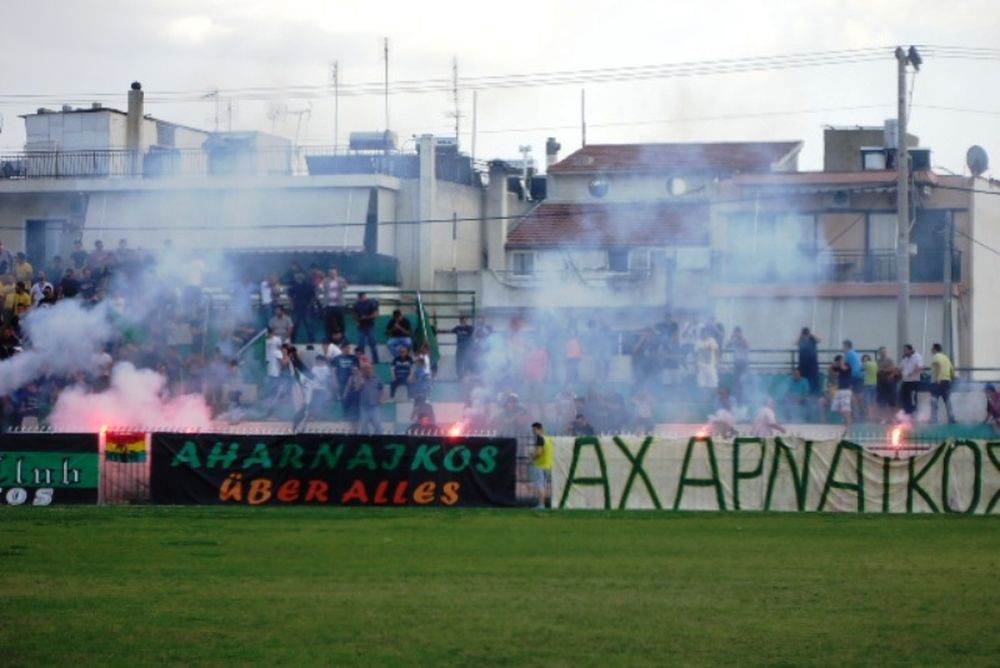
[206,442,240,469]
[241,443,274,469]
[613,436,659,509]
[171,441,202,468]
[674,437,726,511]
[347,444,377,470]
[309,443,345,469]
[986,443,1000,514]
[818,441,865,512]
[381,443,406,471]
[558,437,610,510]
[410,444,441,472]
[732,438,766,511]
[764,439,814,511]
[907,444,945,513]
[443,447,472,472]
[942,440,981,514]
[278,443,305,469]
[474,445,498,474]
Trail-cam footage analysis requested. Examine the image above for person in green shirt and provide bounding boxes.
[862,354,878,422]
[930,343,956,424]
[783,368,811,422]
[530,422,554,510]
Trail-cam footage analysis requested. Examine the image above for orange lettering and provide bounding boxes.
[413,481,436,504]
[305,479,330,503]
[441,481,460,506]
[374,480,390,504]
[247,478,273,505]
[393,480,409,504]
[219,472,244,502]
[277,479,301,502]
[341,479,369,504]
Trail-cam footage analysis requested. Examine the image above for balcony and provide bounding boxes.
[714,249,962,284]
[0,146,484,187]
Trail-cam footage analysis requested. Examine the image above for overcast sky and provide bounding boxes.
[2,0,999,173]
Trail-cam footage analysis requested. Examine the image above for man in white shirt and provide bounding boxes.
[751,399,786,438]
[30,272,53,305]
[898,343,923,416]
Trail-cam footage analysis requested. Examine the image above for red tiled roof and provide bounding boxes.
[507,201,709,248]
[547,141,802,175]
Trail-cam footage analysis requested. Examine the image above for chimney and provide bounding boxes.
[545,136,561,169]
[126,81,143,152]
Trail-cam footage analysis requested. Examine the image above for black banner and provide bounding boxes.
[0,432,100,505]
[150,433,519,507]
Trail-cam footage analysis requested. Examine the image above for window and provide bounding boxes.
[862,149,887,170]
[608,249,629,272]
[867,213,897,251]
[512,251,535,276]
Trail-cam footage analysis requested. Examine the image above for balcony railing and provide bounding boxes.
[714,249,962,284]
[0,145,483,186]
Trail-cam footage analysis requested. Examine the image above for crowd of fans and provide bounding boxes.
[0,237,993,436]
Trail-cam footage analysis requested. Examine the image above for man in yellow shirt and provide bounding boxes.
[930,343,956,424]
[531,422,554,510]
[13,253,33,284]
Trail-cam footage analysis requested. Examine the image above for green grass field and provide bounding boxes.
[1,508,997,666]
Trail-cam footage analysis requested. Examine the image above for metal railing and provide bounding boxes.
[0,146,483,186]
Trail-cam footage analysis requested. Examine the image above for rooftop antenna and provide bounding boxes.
[383,37,390,157]
[581,89,587,147]
[329,60,339,153]
[447,56,461,150]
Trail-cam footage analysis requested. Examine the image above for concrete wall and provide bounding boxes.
[79,185,376,250]
[548,172,714,202]
[969,178,1000,369]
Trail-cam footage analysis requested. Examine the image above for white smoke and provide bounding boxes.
[48,362,213,431]
[0,299,113,395]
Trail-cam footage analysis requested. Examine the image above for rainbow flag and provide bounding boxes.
[106,432,147,463]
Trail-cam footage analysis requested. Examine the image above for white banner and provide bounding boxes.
[552,436,1000,514]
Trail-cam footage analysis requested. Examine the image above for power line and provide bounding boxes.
[0,47,895,106]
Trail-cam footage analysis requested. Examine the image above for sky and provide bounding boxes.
[1,0,999,174]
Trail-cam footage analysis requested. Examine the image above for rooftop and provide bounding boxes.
[547,141,803,175]
[507,200,710,248]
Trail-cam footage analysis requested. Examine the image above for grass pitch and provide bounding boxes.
[0,508,997,667]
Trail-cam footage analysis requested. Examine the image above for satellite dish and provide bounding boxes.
[967,145,989,177]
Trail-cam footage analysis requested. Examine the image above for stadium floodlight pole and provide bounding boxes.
[895,46,919,359]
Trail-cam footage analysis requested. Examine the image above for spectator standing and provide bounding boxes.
[842,340,864,404]
[899,344,923,416]
[29,272,52,305]
[565,329,584,384]
[569,412,596,436]
[530,422,554,509]
[983,384,1000,433]
[862,353,878,421]
[268,305,294,343]
[352,292,380,363]
[13,253,33,284]
[0,241,13,275]
[69,240,88,271]
[287,272,317,343]
[784,368,811,422]
[695,327,720,400]
[390,347,414,399]
[830,354,853,432]
[321,268,348,340]
[385,309,413,360]
[929,343,957,424]
[727,326,751,398]
[355,365,385,434]
[875,346,899,423]
[330,342,361,414]
[451,316,474,380]
[259,275,275,318]
[263,328,284,416]
[59,269,81,299]
[797,327,821,394]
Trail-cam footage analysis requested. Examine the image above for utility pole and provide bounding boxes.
[895,46,920,358]
[943,210,953,357]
